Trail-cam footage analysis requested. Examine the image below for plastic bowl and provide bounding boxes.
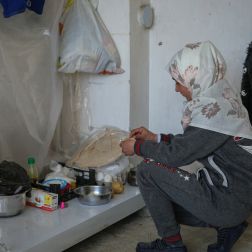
[74,185,112,206]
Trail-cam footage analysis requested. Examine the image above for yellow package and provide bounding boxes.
[26,188,58,211]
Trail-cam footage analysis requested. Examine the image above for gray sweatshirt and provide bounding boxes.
[134,126,252,209]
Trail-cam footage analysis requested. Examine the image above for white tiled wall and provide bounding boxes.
[148,0,252,134]
[129,0,150,130]
[82,0,252,137]
[97,0,130,34]
[89,81,130,130]
[87,0,130,132]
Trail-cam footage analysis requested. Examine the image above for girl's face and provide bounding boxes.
[175,82,192,101]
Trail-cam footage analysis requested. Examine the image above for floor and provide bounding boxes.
[65,208,252,252]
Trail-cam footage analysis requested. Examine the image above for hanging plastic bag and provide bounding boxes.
[58,0,124,74]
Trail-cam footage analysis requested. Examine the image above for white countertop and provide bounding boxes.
[0,185,145,252]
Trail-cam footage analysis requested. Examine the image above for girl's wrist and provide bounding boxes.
[151,133,158,142]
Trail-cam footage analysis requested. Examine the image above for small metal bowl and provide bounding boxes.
[74,185,112,206]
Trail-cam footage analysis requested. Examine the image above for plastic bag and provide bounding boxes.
[58,0,124,74]
[95,156,129,184]
[42,162,76,190]
[0,161,31,195]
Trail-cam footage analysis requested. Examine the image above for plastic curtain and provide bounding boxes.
[0,1,64,171]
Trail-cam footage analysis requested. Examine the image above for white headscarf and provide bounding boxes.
[167,41,252,139]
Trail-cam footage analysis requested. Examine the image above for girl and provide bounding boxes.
[121,41,252,252]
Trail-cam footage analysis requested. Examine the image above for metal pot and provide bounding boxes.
[0,192,26,217]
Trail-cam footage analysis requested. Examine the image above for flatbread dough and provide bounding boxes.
[67,128,128,169]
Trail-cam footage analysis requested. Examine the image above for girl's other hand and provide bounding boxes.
[120,138,136,156]
[130,127,157,142]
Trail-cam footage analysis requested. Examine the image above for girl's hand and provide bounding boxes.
[120,138,136,156]
[130,127,157,142]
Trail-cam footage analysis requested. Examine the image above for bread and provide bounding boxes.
[67,128,128,169]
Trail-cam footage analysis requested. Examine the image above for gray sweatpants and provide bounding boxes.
[137,160,250,238]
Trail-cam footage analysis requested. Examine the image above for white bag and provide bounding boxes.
[58,0,124,74]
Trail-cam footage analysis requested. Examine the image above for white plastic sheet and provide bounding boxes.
[51,73,91,159]
[0,1,64,170]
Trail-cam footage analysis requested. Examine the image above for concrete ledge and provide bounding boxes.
[0,186,145,252]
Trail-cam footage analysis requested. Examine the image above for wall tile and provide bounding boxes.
[98,0,129,34]
[88,81,130,131]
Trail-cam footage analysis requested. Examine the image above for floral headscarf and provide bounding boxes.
[167,41,252,139]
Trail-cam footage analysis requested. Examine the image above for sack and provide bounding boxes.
[58,0,124,74]
[0,161,31,195]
